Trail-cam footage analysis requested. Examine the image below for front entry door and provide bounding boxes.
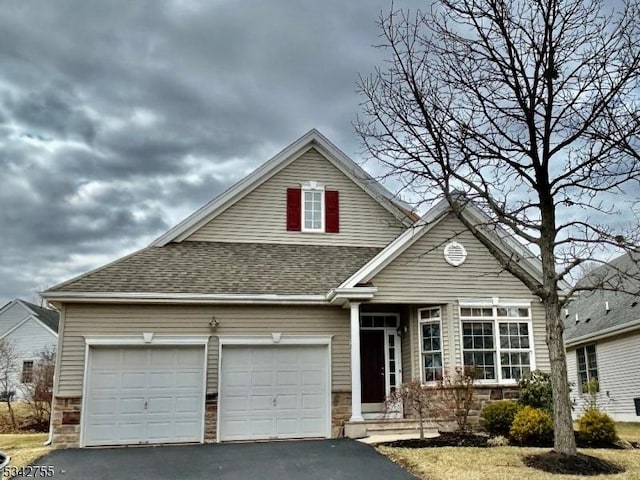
[360,330,386,403]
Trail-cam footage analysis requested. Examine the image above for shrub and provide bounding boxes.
[518,370,553,412]
[481,400,522,436]
[432,367,477,432]
[578,409,617,444]
[509,406,553,446]
[487,435,510,447]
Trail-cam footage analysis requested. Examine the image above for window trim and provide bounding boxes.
[418,307,444,384]
[301,182,325,233]
[576,343,598,394]
[459,302,536,385]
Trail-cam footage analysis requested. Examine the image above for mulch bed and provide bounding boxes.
[383,431,489,448]
[523,451,625,475]
[382,431,630,450]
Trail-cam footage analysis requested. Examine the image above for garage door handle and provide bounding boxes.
[144,400,148,410]
[272,396,277,407]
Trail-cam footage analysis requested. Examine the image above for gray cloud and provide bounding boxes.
[0,0,426,305]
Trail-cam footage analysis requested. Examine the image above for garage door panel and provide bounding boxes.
[84,346,205,447]
[121,372,147,388]
[122,349,147,365]
[219,345,329,441]
[276,371,299,386]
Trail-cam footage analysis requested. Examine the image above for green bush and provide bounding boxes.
[509,406,553,446]
[481,400,522,436]
[518,370,553,412]
[577,409,617,444]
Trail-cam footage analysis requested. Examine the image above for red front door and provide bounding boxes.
[360,330,386,403]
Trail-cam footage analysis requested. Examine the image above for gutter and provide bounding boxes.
[565,318,640,348]
[40,291,329,305]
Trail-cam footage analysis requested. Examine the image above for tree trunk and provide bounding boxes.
[5,398,16,430]
[418,412,425,439]
[544,287,577,455]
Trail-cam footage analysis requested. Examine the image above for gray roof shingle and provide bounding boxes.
[46,242,382,296]
[564,252,640,343]
[21,300,59,333]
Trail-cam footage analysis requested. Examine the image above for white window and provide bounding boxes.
[576,344,598,393]
[460,303,534,383]
[302,183,324,232]
[419,307,443,382]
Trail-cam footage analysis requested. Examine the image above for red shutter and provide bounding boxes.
[325,190,339,233]
[286,188,302,231]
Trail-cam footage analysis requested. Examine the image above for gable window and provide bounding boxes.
[576,344,598,393]
[22,360,34,383]
[419,307,443,382]
[286,184,339,233]
[303,187,324,231]
[460,303,533,383]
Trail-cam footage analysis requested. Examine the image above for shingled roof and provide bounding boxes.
[46,242,382,296]
[564,252,640,344]
[21,300,60,333]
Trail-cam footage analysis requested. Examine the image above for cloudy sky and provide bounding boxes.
[0,0,431,306]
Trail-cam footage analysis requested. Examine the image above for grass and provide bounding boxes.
[615,423,640,443]
[378,446,640,480]
[0,402,32,433]
[379,423,640,480]
[0,434,51,473]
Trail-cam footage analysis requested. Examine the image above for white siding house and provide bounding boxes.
[0,299,59,399]
[564,253,640,422]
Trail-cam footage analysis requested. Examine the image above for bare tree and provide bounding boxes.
[386,380,432,439]
[20,346,56,428]
[357,0,640,455]
[0,339,19,431]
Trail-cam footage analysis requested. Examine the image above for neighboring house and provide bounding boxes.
[42,129,557,448]
[564,252,640,422]
[0,299,59,399]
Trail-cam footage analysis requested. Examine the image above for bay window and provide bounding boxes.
[460,303,533,382]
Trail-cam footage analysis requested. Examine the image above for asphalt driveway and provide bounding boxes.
[19,439,416,480]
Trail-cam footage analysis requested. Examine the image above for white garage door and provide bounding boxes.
[83,346,205,447]
[219,345,330,441]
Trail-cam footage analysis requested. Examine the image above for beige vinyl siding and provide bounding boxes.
[568,331,640,421]
[57,303,350,397]
[401,315,412,382]
[371,213,549,376]
[185,148,404,247]
[370,214,535,302]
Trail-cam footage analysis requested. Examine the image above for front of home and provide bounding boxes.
[42,130,550,448]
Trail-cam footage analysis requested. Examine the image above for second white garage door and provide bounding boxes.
[83,346,206,447]
[218,345,330,441]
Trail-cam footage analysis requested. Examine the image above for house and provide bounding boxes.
[564,252,640,422]
[0,299,59,399]
[42,129,553,448]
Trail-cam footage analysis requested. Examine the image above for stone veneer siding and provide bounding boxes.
[51,397,82,448]
[52,392,352,447]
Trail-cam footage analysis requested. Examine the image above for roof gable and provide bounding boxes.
[339,198,566,293]
[0,299,59,337]
[340,200,552,288]
[151,129,414,246]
